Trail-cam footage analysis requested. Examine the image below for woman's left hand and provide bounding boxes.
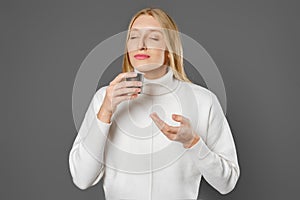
[150,112,200,148]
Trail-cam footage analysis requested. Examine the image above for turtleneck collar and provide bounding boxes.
[134,66,180,96]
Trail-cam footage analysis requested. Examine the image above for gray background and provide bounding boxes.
[1,0,299,199]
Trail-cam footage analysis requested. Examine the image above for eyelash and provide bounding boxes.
[129,37,159,41]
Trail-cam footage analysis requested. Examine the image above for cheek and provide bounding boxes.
[128,54,136,65]
[127,46,135,58]
[150,50,165,61]
[127,42,135,53]
[127,48,135,62]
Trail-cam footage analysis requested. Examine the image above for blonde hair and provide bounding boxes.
[122,7,192,83]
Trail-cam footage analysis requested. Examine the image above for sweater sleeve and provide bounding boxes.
[68,86,112,190]
[187,91,240,195]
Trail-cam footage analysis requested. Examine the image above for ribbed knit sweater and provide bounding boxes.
[69,66,240,199]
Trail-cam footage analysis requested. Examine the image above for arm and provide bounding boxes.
[187,91,240,194]
[68,86,112,190]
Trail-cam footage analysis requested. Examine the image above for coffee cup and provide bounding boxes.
[125,72,144,94]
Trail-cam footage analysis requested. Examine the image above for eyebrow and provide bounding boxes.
[130,28,163,34]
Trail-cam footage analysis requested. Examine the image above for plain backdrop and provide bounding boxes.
[1,0,299,199]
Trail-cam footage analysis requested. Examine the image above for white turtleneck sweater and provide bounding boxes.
[69,66,240,200]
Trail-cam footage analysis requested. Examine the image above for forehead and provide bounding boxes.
[131,15,162,30]
[130,28,163,35]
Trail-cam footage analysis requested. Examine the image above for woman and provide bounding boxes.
[69,8,240,199]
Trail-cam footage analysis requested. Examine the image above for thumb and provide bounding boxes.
[172,114,185,123]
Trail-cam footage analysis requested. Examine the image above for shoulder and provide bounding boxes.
[86,86,109,114]
[93,85,109,102]
[179,81,214,106]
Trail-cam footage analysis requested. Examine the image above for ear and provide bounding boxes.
[163,51,170,65]
[164,50,171,65]
[166,51,170,58]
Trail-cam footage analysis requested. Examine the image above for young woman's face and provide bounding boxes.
[127,15,167,73]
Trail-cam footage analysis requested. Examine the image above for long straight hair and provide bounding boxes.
[122,8,192,83]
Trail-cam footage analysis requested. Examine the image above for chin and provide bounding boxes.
[133,62,163,73]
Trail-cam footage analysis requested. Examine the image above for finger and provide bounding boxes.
[164,131,177,141]
[114,80,142,90]
[150,113,178,141]
[150,112,178,134]
[114,93,137,103]
[110,72,137,86]
[172,114,188,124]
[113,87,141,97]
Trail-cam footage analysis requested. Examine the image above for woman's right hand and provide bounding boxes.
[97,72,142,123]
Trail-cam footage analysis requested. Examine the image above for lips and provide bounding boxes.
[134,54,150,60]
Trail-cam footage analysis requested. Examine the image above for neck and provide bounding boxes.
[134,66,180,96]
[136,65,168,80]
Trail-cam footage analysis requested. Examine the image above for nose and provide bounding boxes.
[137,36,147,50]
